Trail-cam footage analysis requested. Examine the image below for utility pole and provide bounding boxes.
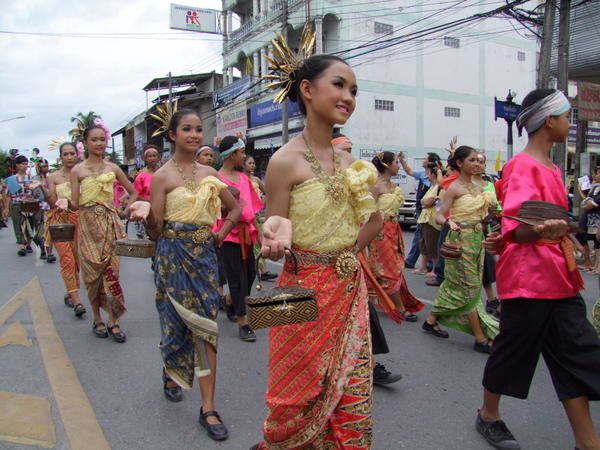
[281,1,289,145]
[552,0,571,177]
[168,71,173,103]
[537,0,556,88]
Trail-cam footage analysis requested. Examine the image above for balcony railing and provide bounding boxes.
[225,0,304,53]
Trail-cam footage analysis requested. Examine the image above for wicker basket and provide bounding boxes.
[19,200,40,213]
[49,224,75,242]
[115,221,155,258]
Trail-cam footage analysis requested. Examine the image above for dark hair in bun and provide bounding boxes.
[288,54,349,116]
[447,145,476,171]
[372,151,396,173]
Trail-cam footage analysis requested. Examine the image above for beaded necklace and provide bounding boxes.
[302,133,345,204]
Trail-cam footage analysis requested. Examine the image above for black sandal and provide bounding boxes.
[73,303,86,318]
[107,323,127,343]
[474,339,493,354]
[199,408,228,441]
[162,368,183,402]
[93,321,108,338]
[64,294,74,308]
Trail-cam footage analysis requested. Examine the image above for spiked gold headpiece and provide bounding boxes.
[150,100,178,138]
[446,136,458,158]
[263,23,316,104]
[375,151,389,168]
[48,138,66,151]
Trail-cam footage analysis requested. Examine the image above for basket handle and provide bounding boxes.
[255,247,297,290]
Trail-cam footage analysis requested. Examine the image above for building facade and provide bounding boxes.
[218,0,539,178]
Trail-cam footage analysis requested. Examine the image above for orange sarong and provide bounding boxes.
[260,255,373,449]
[45,209,80,292]
[367,220,424,314]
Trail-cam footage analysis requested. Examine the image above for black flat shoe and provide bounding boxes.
[64,294,74,308]
[239,325,256,342]
[162,368,183,402]
[259,272,278,281]
[93,321,108,338]
[373,362,403,386]
[46,254,57,263]
[474,339,493,354]
[400,311,418,322]
[199,408,228,441]
[422,321,449,338]
[107,323,127,343]
[17,248,27,257]
[73,303,86,317]
[26,245,33,253]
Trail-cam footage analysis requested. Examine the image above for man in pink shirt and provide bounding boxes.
[475,89,600,450]
[214,136,264,342]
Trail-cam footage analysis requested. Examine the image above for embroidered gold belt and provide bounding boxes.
[162,226,213,245]
[384,215,399,223]
[290,246,360,279]
[457,221,483,232]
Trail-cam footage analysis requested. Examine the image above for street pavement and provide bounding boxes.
[0,224,598,450]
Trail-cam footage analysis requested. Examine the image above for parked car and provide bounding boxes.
[398,196,418,228]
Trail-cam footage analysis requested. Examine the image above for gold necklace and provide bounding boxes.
[84,162,104,177]
[173,158,199,193]
[302,133,345,204]
[458,179,478,195]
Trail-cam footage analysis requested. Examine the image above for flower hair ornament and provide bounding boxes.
[263,23,316,104]
[93,117,111,141]
[149,100,178,138]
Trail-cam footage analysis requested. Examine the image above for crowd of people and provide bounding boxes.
[2,50,600,450]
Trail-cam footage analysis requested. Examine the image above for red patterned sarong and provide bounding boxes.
[259,253,373,449]
[367,220,424,314]
[45,209,80,292]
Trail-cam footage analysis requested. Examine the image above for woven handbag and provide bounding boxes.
[115,221,155,259]
[49,224,75,242]
[245,250,318,329]
[440,229,462,260]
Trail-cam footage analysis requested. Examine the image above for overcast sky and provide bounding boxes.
[0,0,223,162]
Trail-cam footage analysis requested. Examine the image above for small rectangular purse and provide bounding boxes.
[115,221,156,259]
[48,224,75,242]
[245,250,318,329]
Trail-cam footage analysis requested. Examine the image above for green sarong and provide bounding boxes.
[432,226,499,340]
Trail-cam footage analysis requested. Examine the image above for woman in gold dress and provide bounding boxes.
[70,122,137,343]
[129,109,240,441]
[256,52,383,449]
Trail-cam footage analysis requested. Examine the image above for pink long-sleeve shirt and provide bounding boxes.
[496,152,581,300]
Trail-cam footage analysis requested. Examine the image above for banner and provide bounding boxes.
[213,76,252,108]
[249,99,301,128]
[216,102,247,140]
[170,4,220,34]
[578,82,600,122]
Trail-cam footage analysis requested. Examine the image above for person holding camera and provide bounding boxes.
[398,151,443,269]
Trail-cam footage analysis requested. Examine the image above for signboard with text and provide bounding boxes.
[170,4,220,34]
[213,76,252,108]
[216,102,247,140]
[578,82,600,122]
[494,98,521,122]
[249,99,301,128]
[568,125,600,146]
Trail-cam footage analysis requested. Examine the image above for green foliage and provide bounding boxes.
[0,149,8,179]
[69,111,99,144]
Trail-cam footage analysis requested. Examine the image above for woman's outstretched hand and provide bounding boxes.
[261,216,292,261]
[128,201,151,221]
[55,198,68,210]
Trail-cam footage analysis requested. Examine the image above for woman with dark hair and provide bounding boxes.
[256,48,382,448]
[422,145,499,352]
[70,121,138,343]
[476,88,600,450]
[214,136,264,341]
[129,109,241,441]
[44,143,85,316]
[369,150,423,321]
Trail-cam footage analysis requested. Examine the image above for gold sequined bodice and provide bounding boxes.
[164,175,226,226]
[56,182,72,201]
[451,192,489,223]
[378,186,405,217]
[80,172,115,206]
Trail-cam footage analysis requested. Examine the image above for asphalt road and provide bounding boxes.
[0,225,598,450]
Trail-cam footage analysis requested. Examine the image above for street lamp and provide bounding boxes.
[0,115,25,124]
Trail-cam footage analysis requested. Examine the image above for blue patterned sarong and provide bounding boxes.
[154,222,220,389]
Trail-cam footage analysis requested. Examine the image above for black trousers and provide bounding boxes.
[482,295,600,401]
[369,302,389,355]
[221,242,256,317]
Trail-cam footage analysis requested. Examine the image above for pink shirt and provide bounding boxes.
[134,171,153,201]
[496,153,581,300]
[213,172,264,244]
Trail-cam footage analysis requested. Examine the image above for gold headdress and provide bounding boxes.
[48,138,66,151]
[263,23,316,104]
[375,151,389,168]
[445,136,458,158]
[150,100,178,138]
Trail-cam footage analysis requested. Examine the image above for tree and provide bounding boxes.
[0,149,9,179]
[69,111,99,144]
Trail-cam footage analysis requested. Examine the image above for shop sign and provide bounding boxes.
[213,76,252,108]
[578,82,600,122]
[568,125,600,146]
[249,99,301,127]
[170,4,220,34]
[216,101,247,140]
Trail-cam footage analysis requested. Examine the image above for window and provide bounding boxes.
[571,108,579,124]
[443,36,460,48]
[517,51,526,62]
[444,107,461,118]
[375,99,394,111]
[374,22,393,34]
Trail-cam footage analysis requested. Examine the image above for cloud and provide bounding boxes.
[0,0,223,162]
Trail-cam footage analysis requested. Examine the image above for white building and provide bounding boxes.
[218,0,538,174]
